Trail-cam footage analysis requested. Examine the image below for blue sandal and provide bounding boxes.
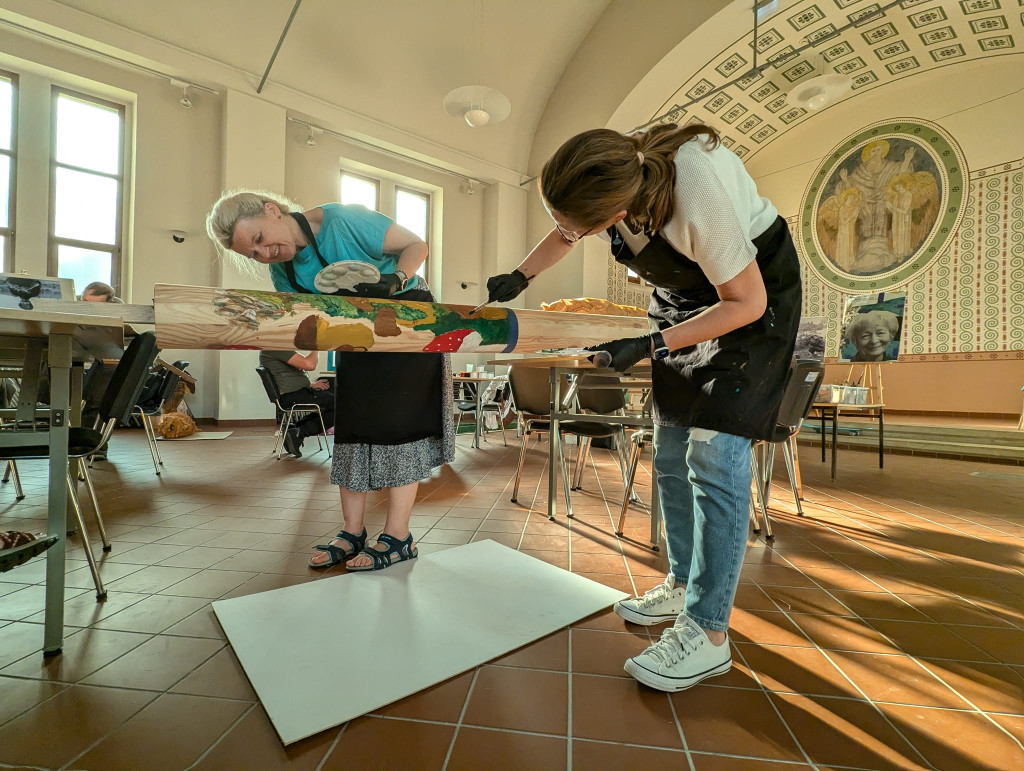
[346,533,418,572]
[309,528,367,569]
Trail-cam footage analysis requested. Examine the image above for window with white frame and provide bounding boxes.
[0,72,15,272]
[49,89,124,295]
[340,170,432,283]
[340,172,379,212]
[395,186,429,279]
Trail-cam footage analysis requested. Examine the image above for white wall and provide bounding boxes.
[0,29,224,418]
[0,28,531,420]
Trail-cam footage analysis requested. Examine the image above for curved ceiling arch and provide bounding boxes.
[611,0,1023,162]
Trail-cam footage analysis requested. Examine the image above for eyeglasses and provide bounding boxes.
[554,222,597,244]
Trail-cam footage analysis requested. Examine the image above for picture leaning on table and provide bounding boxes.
[484,123,801,692]
[206,189,455,572]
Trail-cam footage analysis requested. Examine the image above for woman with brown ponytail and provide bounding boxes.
[485,124,801,692]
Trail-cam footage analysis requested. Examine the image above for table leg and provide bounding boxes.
[830,407,838,482]
[878,408,884,469]
[44,334,72,655]
[820,411,826,462]
[547,369,558,521]
[473,386,483,449]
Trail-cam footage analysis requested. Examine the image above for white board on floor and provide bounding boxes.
[213,539,628,744]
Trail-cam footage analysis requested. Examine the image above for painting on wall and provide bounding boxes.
[794,316,826,362]
[838,292,907,364]
[798,119,967,294]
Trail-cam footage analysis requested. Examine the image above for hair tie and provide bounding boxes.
[636,151,645,166]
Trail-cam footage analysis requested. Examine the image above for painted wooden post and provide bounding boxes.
[153,284,650,354]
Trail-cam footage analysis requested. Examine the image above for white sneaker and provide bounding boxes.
[624,614,732,692]
[613,574,687,625]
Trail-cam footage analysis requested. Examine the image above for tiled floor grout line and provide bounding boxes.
[585,447,639,597]
[728,641,824,771]
[439,667,480,771]
[315,720,350,771]
[823,469,1024,534]
[566,627,573,771]
[754,595,940,769]
[748,540,946,770]
[759,488,1024,695]
[182,701,257,770]
[663,684,696,771]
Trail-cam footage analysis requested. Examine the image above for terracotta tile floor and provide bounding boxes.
[1,426,1023,770]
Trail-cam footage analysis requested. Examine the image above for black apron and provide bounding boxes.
[286,213,443,446]
[608,215,801,442]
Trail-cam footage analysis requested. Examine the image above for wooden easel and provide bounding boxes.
[844,362,884,404]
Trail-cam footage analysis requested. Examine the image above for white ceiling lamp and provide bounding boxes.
[443,85,511,128]
[443,0,510,129]
[787,52,852,110]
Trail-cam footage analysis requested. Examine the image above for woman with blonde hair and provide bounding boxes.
[207,190,455,571]
[485,123,801,691]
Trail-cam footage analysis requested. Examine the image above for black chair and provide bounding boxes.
[255,366,331,460]
[134,366,181,475]
[0,331,159,597]
[456,378,510,446]
[507,367,630,517]
[750,358,826,539]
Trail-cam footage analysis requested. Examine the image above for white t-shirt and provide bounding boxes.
[612,138,778,286]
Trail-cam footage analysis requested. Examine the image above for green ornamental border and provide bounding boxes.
[798,118,968,293]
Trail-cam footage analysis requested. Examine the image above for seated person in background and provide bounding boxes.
[80,281,124,303]
[259,350,335,457]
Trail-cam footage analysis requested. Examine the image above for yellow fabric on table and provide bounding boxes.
[540,297,647,317]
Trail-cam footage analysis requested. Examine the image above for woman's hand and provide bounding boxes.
[585,335,652,373]
[485,269,531,303]
[353,273,403,298]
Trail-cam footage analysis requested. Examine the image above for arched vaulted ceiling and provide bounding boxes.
[625,0,1023,162]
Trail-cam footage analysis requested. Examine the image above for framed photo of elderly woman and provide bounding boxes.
[838,291,906,364]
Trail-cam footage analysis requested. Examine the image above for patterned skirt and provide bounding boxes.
[329,353,456,492]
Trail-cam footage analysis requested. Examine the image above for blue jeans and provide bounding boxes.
[653,425,753,632]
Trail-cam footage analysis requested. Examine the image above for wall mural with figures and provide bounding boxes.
[800,119,963,293]
[795,154,1024,361]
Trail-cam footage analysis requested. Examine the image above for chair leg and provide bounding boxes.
[571,437,590,490]
[556,429,575,519]
[510,430,531,503]
[66,473,106,600]
[498,411,507,447]
[616,434,644,535]
[750,447,773,539]
[315,406,333,458]
[137,407,161,475]
[6,460,24,500]
[80,463,111,551]
[616,428,641,504]
[2,460,10,482]
[788,435,803,499]
[761,443,776,508]
[782,439,804,517]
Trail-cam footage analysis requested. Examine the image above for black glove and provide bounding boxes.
[353,273,403,299]
[486,269,531,303]
[586,335,652,373]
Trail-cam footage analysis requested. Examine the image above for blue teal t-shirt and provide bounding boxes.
[269,203,423,295]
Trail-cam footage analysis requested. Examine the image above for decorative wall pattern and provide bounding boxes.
[796,157,1024,359]
[607,158,1023,361]
[636,0,1024,162]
